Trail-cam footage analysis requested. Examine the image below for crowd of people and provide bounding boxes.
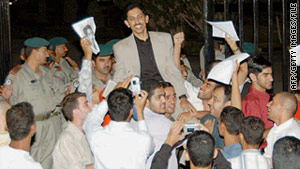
[0,2,300,169]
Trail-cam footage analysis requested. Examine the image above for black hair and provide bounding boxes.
[62,92,86,121]
[205,60,222,77]
[107,88,133,121]
[214,85,232,103]
[141,79,163,99]
[6,102,34,141]
[220,106,244,135]
[24,46,40,59]
[240,116,264,145]
[160,81,174,89]
[83,24,93,36]
[273,136,300,169]
[248,57,272,76]
[187,131,215,167]
[123,2,146,20]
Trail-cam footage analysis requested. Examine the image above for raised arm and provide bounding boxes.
[83,100,108,143]
[224,35,248,86]
[173,32,185,70]
[78,38,93,103]
[231,60,242,109]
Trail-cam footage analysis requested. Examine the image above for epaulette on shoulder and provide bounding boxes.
[54,66,62,71]
[9,64,22,76]
[41,64,51,70]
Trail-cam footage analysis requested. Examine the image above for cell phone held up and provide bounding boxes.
[130,76,141,95]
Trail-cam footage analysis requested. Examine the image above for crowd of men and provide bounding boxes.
[0,2,300,169]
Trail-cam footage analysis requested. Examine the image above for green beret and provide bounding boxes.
[24,37,49,48]
[243,42,255,55]
[98,39,120,57]
[49,37,68,50]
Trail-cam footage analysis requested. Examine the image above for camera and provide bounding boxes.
[130,76,141,95]
[183,123,200,133]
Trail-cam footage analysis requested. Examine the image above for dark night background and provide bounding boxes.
[5,0,292,92]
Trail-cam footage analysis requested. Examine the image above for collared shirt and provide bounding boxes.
[6,62,64,116]
[228,149,270,169]
[200,114,225,148]
[53,122,93,169]
[264,118,300,158]
[184,80,203,111]
[242,87,273,129]
[134,35,163,81]
[0,145,43,169]
[59,57,78,82]
[83,101,154,169]
[51,58,78,85]
[222,143,242,159]
[139,107,177,169]
[92,70,111,89]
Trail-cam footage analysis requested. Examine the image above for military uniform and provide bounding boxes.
[50,58,78,84]
[5,37,65,169]
[49,37,78,85]
[92,39,119,89]
[92,71,111,89]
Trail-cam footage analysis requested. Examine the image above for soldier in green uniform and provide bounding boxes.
[2,37,66,169]
[48,37,78,85]
[92,39,119,91]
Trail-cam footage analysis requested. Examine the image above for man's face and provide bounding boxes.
[149,87,166,114]
[253,67,273,91]
[180,65,188,80]
[208,87,227,118]
[94,55,112,75]
[86,28,94,40]
[164,87,176,114]
[198,79,216,100]
[55,44,68,58]
[124,7,149,36]
[36,47,49,64]
[267,94,281,122]
[76,96,92,121]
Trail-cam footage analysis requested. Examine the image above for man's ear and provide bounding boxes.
[249,73,257,82]
[29,123,36,137]
[92,60,96,69]
[125,109,133,122]
[145,15,149,24]
[124,20,130,28]
[239,133,244,144]
[145,99,150,108]
[184,151,190,161]
[219,122,226,135]
[213,148,218,159]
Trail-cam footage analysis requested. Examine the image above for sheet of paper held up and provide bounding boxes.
[71,17,100,55]
[289,45,300,66]
[207,53,250,85]
[207,21,240,41]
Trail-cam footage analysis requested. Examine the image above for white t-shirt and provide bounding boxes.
[0,145,43,169]
[264,118,300,158]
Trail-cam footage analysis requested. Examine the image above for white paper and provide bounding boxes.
[289,45,300,66]
[102,80,117,99]
[207,53,250,85]
[207,21,240,41]
[71,17,100,54]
